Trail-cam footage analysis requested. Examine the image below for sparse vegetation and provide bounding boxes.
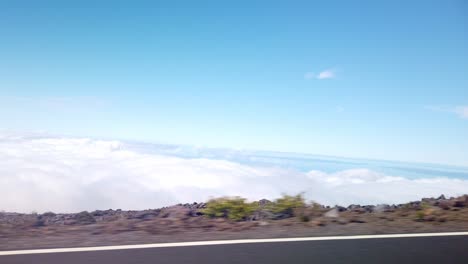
[415,210,425,221]
[269,194,306,217]
[203,194,308,221]
[203,197,257,221]
[1,194,467,251]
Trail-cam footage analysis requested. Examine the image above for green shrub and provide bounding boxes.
[203,197,257,221]
[420,202,430,210]
[415,210,425,221]
[269,194,306,217]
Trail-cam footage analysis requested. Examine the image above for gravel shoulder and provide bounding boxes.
[1,195,467,250]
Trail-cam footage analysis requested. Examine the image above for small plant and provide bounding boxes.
[420,202,430,210]
[269,193,306,217]
[415,210,425,221]
[203,197,257,221]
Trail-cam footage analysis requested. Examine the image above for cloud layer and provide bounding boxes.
[1,134,467,213]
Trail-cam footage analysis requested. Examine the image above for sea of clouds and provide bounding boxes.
[1,132,467,213]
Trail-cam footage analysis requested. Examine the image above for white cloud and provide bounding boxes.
[427,105,468,120]
[317,70,335,79]
[0,133,467,213]
[454,106,468,119]
[304,69,335,80]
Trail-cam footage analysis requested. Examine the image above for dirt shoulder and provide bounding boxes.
[1,195,467,250]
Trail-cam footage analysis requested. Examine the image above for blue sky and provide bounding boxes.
[1,0,467,166]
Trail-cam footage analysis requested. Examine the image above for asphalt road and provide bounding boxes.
[1,235,468,264]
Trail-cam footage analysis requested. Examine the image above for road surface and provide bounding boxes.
[1,233,467,264]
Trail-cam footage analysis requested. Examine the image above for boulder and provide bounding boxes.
[453,195,467,208]
[362,205,375,213]
[91,210,106,217]
[336,206,347,212]
[250,209,275,221]
[160,206,190,219]
[42,212,56,217]
[437,200,451,210]
[74,211,96,225]
[31,216,45,227]
[347,204,361,210]
[133,210,160,220]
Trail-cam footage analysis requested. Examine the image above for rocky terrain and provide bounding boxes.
[1,194,467,250]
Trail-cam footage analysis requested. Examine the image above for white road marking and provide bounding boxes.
[1,232,467,256]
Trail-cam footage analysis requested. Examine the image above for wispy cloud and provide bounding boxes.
[304,69,335,80]
[427,105,468,120]
[454,106,468,119]
[317,70,335,79]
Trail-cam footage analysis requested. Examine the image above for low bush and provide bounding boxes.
[203,197,257,221]
[268,194,306,218]
[415,210,425,221]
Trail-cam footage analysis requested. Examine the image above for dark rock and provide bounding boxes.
[42,212,56,217]
[437,200,451,210]
[272,213,291,220]
[133,210,159,220]
[336,206,347,212]
[453,195,467,208]
[91,210,106,216]
[32,216,45,227]
[406,201,422,210]
[347,204,361,210]
[258,199,272,207]
[362,205,375,213]
[352,208,366,214]
[189,210,204,217]
[350,217,366,223]
[250,209,275,221]
[74,211,96,225]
